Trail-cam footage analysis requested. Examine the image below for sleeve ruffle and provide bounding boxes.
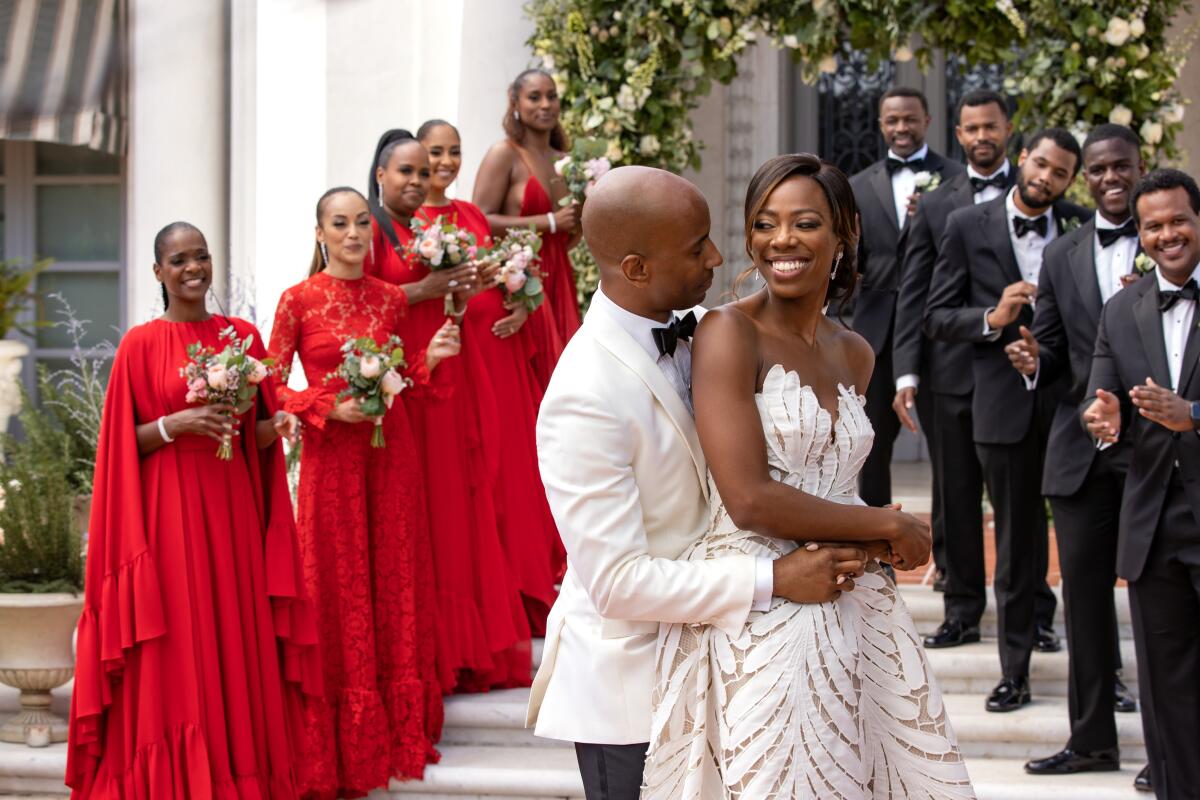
[280,386,338,430]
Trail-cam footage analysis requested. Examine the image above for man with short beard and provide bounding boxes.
[926,128,1089,714]
[894,90,1055,650]
[1007,124,1145,784]
[848,87,963,537]
[1083,168,1200,799]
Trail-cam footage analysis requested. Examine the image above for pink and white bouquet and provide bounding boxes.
[181,326,274,460]
[325,335,411,448]
[489,226,545,312]
[407,216,479,315]
[553,139,613,207]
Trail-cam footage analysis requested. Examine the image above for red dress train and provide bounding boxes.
[367,213,532,693]
[67,316,321,800]
[419,200,564,634]
[267,274,442,799]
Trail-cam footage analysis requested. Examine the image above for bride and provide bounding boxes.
[642,154,976,799]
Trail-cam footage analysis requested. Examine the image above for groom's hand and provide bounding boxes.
[883,508,931,570]
[772,544,867,604]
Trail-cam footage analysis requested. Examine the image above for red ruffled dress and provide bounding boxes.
[267,273,443,799]
[67,316,321,800]
[367,213,532,693]
[419,200,565,635]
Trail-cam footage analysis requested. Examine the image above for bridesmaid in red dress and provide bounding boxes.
[366,129,532,692]
[67,222,321,799]
[417,119,565,635]
[473,68,582,388]
[267,188,458,799]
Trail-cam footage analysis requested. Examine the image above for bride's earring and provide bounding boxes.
[831,250,843,280]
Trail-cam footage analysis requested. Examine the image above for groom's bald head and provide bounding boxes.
[583,166,721,319]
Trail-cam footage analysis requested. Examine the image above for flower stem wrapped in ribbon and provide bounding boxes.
[489,226,545,312]
[326,335,411,447]
[181,326,273,460]
[407,215,478,316]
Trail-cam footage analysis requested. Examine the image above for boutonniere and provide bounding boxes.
[913,171,942,193]
[1060,217,1083,233]
[1134,252,1156,275]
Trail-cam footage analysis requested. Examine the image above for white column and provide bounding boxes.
[124,0,228,323]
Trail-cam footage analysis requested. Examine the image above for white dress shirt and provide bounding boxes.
[1156,265,1200,391]
[1094,214,1138,305]
[888,143,930,227]
[589,288,774,610]
[983,189,1056,340]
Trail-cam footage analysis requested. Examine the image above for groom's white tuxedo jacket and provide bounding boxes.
[527,290,757,744]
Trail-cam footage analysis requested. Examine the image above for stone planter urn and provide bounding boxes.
[0,593,84,746]
[0,339,28,439]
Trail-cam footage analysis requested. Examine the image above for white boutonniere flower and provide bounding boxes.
[913,171,941,193]
[1061,217,1083,233]
[1134,252,1156,275]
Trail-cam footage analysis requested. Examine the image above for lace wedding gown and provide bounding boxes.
[642,365,976,799]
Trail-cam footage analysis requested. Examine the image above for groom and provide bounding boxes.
[528,166,886,799]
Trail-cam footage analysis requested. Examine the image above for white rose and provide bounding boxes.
[639,134,661,156]
[541,54,556,71]
[1141,120,1164,145]
[818,55,838,74]
[1164,103,1186,125]
[1132,68,1149,80]
[1109,104,1134,126]
[1086,56,1099,70]
[1103,17,1132,47]
[782,34,799,49]
[1130,17,1145,38]
[894,45,914,62]
[553,155,571,176]
[616,84,637,111]
[605,139,623,162]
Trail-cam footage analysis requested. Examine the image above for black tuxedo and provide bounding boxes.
[895,169,1014,626]
[925,193,1089,681]
[849,150,964,516]
[1031,218,1133,753]
[1084,272,1200,795]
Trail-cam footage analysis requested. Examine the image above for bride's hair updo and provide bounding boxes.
[742,153,860,308]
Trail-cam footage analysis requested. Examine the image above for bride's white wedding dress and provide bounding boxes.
[642,365,976,799]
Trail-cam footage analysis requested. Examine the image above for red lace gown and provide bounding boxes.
[267,273,443,799]
[419,200,565,635]
[67,316,321,800]
[366,213,532,693]
[515,170,575,386]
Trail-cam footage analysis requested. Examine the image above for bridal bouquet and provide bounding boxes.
[326,335,411,447]
[407,216,479,315]
[554,139,613,207]
[181,326,273,460]
[489,226,545,312]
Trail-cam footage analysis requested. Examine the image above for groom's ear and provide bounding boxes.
[620,253,651,288]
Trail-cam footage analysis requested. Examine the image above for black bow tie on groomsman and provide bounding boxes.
[1158,278,1199,312]
[1097,220,1139,248]
[1013,214,1049,239]
[969,173,1007,193]
[652,311,698,357]
[886,156,928,175]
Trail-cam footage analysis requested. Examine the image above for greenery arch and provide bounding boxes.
[526,0,1191,175]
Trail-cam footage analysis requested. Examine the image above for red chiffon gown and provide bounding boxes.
[419,200,564,634]
[366,213,532,693]
[267,273,443,799]
[67,316,321,800]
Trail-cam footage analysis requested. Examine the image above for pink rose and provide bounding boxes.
[188,377,207,393]
[359,354,382,378]
[247,358,268,385]
[186,390,198,403]
[418,237,441,261]
[585,157,611,181]
[505,269,528,293]
[381,368,407,397]
[207,363,228,391]
[467,245,478,259]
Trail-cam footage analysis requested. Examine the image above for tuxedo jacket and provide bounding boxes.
[850,150,964,354]
[527,301,756,744]
[1032,219,1131,497]
[924,194,1090,444]
[1085,273,1200,581]
[894,168,1015,394]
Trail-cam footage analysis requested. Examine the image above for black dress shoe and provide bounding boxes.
[1114,675,1137,713]
[932,568,947,592]
[1134,764,1153,792]
[923,619,981,649]
[986,676,1031,712]
[1024,747,1120,774]
[1035,625,1062,652]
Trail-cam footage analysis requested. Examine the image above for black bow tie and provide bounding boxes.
[970,173,1007,192]
[1158,279,1199,312]
[652,311,698,357]
[1013,214,1049,239]
[886,156,927,175]
[1097,220,1138,249]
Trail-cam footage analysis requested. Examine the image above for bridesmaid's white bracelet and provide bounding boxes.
[547,213,557,234]
[157,416,174,443]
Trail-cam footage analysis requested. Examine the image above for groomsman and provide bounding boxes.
[849,87,963,536]
[1007,125,1144,777]
[893,89,1021,638]
[925,129,1088,712]
[1084,168,1200,799]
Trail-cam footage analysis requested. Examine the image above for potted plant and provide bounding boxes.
[0,383,84,747]
[0,258,52,438]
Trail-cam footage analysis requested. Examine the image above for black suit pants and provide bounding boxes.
[575,742,649,800]
[1049,456,1123,753]
[1130,479,1200,799]
[935,391,987,624]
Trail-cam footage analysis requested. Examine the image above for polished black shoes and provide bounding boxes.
[985,676,1031,712]
[923,619,981,648]
[1024,747,1120,774]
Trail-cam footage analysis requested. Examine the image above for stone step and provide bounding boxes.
[925,638,1139,696]
[899,584,1135,640]
[0,742,68,796]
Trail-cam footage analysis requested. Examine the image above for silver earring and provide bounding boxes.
[514,110,520,121]
[320,242,329,266]
[376,181,384,203]
[832,251,843,280]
